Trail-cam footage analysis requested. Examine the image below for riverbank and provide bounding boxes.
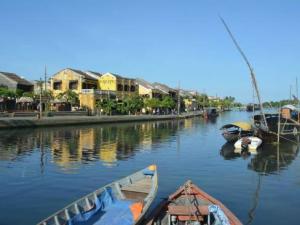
[0,111,203,129]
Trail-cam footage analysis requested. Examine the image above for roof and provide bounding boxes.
[152,82,176,94]
[67,68,97,80]
[104,72,135,81]
[282,104,297,111]
[221,121,252,131]
[16,97,34,103]
[86,71,103,78]
[180,89,193,98]
[135,78,155,89]
[0,72,33,86]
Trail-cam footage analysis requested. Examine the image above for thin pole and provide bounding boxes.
[44,65,47,93]
[277,105,281,144]
[220,16,268,131]
[177,81,180,115]
[39,78,43,119]
[44,66,48,113]
[296,77,299,107]
[290,85,292,101]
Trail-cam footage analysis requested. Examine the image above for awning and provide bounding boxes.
[16,97,34,103]
[221,121,252,131]
[282,105,297,111]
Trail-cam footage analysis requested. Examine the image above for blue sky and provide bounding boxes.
[1,0,300,102]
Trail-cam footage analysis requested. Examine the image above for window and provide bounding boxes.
[117,84,123,91]
[69,81,78,90]
[53,81,62,90]
[124,85,129,91]
[130,85,135,92]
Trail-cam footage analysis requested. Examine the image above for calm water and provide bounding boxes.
[0,111,300,225]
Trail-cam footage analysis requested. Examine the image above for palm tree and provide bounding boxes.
[57,90,79,108]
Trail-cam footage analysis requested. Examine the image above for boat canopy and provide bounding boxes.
[282,104,297,111]
[221,122,252,131]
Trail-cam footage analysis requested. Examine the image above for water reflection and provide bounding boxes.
[248,142,299,174]
[0,120,190,170]
[220,141,299,174]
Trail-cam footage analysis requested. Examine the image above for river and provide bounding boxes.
[0,111,299,225]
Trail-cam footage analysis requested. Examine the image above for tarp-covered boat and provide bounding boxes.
[37,165,158,225]
[145,180,242,225]
[221,122,253,142]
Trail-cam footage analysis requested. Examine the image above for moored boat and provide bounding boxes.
[221,122,253,142]
[204,108,219,119]
[37,165,158,225]
[234,136,262,151]
[145,180,242,225]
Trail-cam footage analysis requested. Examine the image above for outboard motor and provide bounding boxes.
[241,137,251,152]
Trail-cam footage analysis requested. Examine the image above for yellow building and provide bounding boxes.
[50,68,98,97]
[99,72,138,100]
[136,78,164,99]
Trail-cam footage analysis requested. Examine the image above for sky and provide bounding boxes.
[0,0,300,103]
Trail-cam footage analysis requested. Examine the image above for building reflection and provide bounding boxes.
[0,120,186,170]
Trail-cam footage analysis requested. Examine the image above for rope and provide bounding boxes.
[183,181,201,223]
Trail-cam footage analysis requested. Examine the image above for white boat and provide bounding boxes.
[234,136,262,150]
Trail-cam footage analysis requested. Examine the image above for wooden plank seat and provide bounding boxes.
[168,205,209,221]
[121,178,152,194]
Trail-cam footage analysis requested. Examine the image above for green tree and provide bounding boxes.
[144,98,160,114]
[127,95,144,115]
[0,87,16,98]
[57,90,79,108]
[160,96,175,114]
[195,94,209,108]
[96,99,116,115]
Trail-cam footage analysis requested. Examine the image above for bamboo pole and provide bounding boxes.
[220,16,269,131]
[277,105,281,144]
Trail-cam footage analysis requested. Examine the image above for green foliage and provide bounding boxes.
[22,92,35,98]
[0,87,16,98]
[263,99,298,108]
[16,89,24,97]
[219,96,235,109]
[96,99,116,115]
[57,90,79,105]
[117,95,144,115]
[195,94,209,108]
[144,98,160,109]
[160,96,175,109]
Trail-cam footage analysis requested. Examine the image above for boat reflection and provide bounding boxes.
[220,141,299,174]
[0,120,195,170]
[248,142,299,174]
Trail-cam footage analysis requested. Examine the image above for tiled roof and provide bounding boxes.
[67,68,97,80]
[152,82,176,94]
[87,71,103,77]
[0,72,33,86]
[136,78,155,89]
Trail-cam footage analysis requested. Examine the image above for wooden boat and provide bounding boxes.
[246,104,260,112]
[220,122,253,142]
[204,108,219,119]
[145,180,242,225]
[37,165,158,225]
[253,107,300,142]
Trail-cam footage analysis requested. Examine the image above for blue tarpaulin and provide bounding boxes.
[68,187,134,225]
